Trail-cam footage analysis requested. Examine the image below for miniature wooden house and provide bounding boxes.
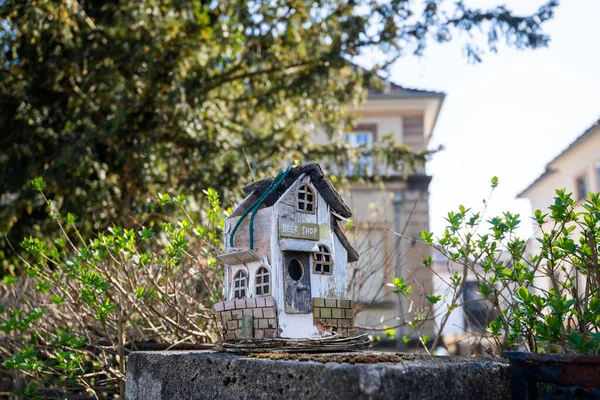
[213,162,359,340]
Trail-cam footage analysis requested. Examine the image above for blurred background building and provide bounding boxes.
[313,82,445,341]
[518,117,600,294]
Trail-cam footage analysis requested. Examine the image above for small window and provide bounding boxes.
[576,175,588,200]
[297,185,315,213]
[233,270,247,299]
[255,266,270,296]
[314,245,333,274]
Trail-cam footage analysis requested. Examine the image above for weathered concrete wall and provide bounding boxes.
[125,351,510,400]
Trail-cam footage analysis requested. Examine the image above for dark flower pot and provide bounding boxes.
[503,351,600,399]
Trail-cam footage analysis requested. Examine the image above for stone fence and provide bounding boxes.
[125,351,511,400]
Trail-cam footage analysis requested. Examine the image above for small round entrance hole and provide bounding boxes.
[288,259,304,281]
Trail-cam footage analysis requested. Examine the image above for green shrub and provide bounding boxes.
[421,181,600,355]
[1,181,225,398]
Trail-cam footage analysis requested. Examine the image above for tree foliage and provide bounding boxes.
[0,0,558,271]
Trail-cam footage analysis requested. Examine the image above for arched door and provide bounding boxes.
[283,251,312,313]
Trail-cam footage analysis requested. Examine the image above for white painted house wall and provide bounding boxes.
[222,206,273,300]
[520,122,600,293]
[272,177,349,338]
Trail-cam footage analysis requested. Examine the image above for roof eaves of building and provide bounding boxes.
[516,118,600,199]
[331,218,360,263]
[367,82,446,99]
[516,169,557,199]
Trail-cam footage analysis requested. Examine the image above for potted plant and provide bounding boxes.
[420,181,600,399]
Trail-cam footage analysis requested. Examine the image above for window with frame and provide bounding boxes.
[297,184,315,213]
[233,270,247,299]
[576,175,588,200]
[345,130,374,176]
[255,266,270,296]
[313,245,333,274]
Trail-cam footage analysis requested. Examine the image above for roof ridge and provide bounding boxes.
[239,162,358,262]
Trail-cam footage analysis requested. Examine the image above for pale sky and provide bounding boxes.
[387,0,600,238]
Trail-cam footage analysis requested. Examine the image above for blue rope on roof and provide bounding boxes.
[229,166,292,250]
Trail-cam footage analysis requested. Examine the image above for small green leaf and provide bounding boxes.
[31,177,46,191]
[2,276,17,287]
[491,176,499,188]
[426,295,441,305]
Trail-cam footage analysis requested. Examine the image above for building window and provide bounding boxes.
[345,130,374,176]
[233,270,247,299]
[576,175,588,200]
[297,184,315,213]
[255,266,270,296]
[313,245,333,274]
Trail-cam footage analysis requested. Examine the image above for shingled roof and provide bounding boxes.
[241,162,358,262]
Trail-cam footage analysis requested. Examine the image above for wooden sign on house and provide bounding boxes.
[213,162,359,341]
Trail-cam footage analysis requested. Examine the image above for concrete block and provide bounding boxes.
[126,351,511,400]
[253,319,260,328]
[267,319,277,328]
[243,309,253,317]
[253,308,263,318]
[259,319,269,329]
[231,310,243,319]
[255,297,266,307]
[332,308,343,318]
[340,319,353,328]
[240,315,253,339]
[245,298,257,308]
[214,301,225,312]
[325,319,339,327]
[262,307,276,318]
[226,320,238,330]
[235,299,246,309]
[220,311,233,322]
[320,308,332,318]
[345,309,354,319]
[325,298,337,308]
[313,297,325,307]
[254,329,264,339]
[263,329,277,339]
[264,296,275,307]
[223,300,236,310]
[339,299,350,309]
